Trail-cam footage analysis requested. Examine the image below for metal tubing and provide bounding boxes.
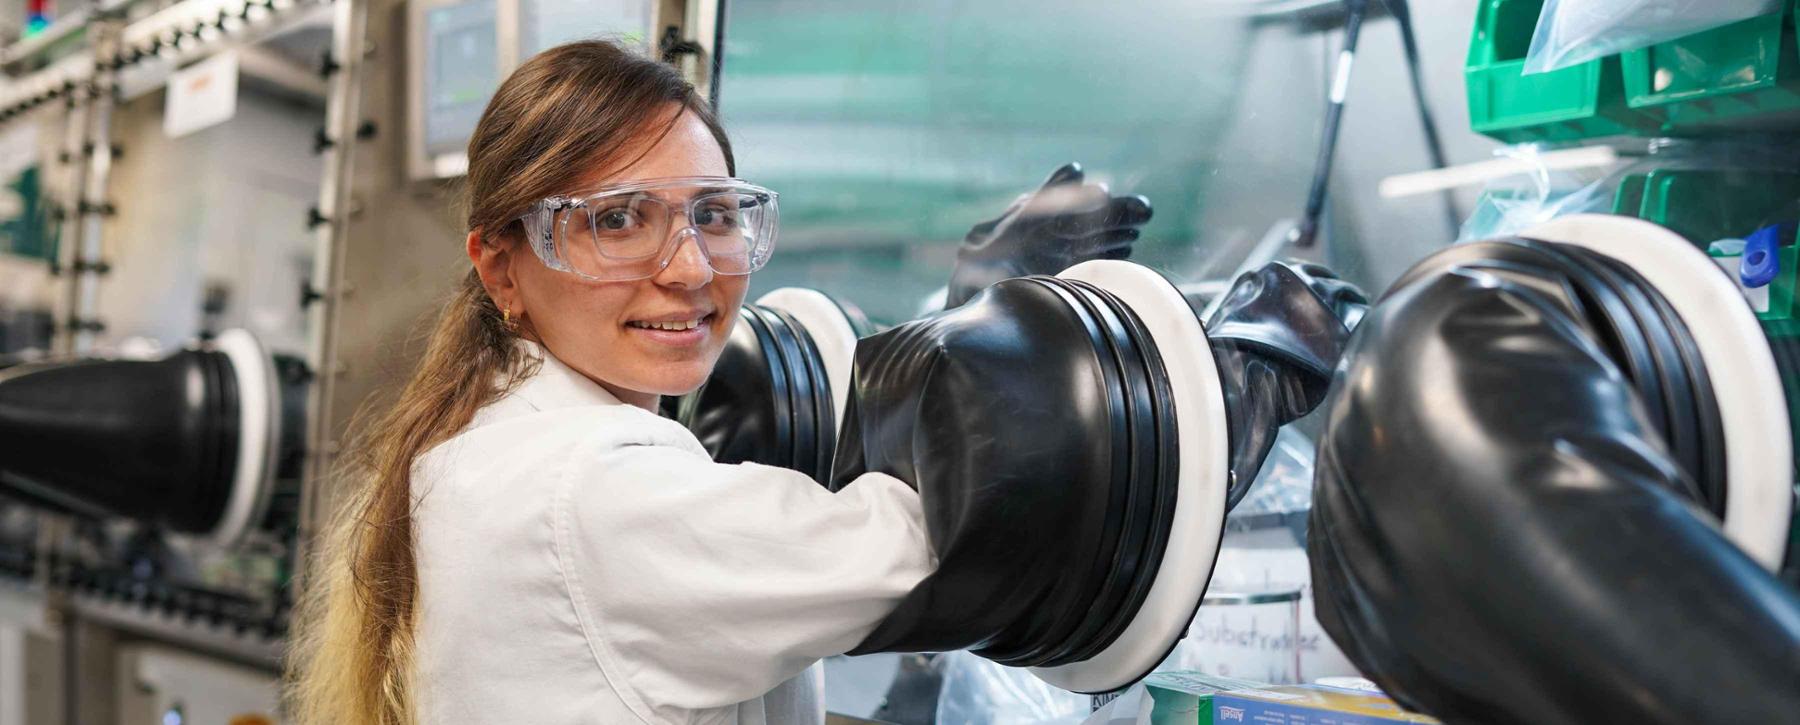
[294,0,369,592]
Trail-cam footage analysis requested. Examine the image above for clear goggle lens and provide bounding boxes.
[524,178,778,282]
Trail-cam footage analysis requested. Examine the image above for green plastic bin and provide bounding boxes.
[1612,173,1648,220]
[1466,0,1657,143]
[1621,1,1800,133]
[1610,169,1800,244]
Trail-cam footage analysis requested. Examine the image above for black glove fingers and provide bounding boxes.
[964,217,1003,242]
[1027,181,1109,223]
[1039,162,1085,190]
[1078,227,1139,254]
[1107,195,1153,229]
[1289,260,1341,281]
[945,163,1150,311]
[1056,194,1153,237]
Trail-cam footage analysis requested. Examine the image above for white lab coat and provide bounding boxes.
[411,342,935,725]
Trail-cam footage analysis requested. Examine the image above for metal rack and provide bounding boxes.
[0,2,361,721]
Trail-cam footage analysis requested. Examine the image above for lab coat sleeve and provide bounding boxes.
[552,436,933,722]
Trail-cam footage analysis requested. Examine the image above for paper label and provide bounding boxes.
[165,52,239,139]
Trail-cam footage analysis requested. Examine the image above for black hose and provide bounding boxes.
[1292,0,1368,248]
[1383,0,1463,239]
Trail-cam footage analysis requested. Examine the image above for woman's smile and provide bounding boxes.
[623,309,718,348]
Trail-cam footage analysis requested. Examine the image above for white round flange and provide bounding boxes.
[208,328,280,548]
[1525,214,1792,572]
[1031,260,1231,693]
[756,288,859,429]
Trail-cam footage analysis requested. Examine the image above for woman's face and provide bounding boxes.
[471,108,747,409]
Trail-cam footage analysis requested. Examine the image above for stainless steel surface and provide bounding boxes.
[63,601,119,725]
[114,0,335,101]
[1202,588,1304,605]
[50,93,92,356]
[296,0,371,592]
[70,594,284,672]
[72,61,115,355]
[62,22,119,356]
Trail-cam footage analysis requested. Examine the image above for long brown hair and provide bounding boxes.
[286,40,733,725]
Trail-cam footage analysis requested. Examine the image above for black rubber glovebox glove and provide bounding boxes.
[669,311,784,468]
[1206,262,1367,509]
[823,260,1367,679]
[668,293,870,485]
[829,278,1130,660]
[943,163,1152,310]
[1308,243,1800,724]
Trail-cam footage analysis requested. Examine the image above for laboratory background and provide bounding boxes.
[0,0,1795,723]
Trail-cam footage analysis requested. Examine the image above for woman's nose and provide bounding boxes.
[653,229,715,289]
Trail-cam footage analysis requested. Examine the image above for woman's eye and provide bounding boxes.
[596,209,639,231]
[696,205,736,228]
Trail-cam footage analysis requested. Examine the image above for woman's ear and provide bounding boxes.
[467,229,520,310]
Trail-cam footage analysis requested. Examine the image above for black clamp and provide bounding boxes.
[300,280,325,308]
[79,142,123,160]
[659,26,703,65]
[313,120,378,154]
[319,50,341,79]
[281,357,317,384]
[71,258,112,275]
[306,207,330,230]
[66,318,106,333]
[77,200,117,216]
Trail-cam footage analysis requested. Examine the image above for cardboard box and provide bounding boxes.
[1211,684,1439,724]
[1143,672,1266,725]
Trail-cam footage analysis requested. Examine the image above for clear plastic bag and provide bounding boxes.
[1460,138,1800,243]
[1457,145,1623,242]
[1523,0,1782,75]
[1227,426,1315,523]
[934,651,1093,725]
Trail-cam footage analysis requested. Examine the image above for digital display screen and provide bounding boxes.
[423,0,500,157]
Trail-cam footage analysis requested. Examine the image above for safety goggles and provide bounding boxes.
[517,176,779,282]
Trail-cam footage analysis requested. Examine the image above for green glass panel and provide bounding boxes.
[721,0,1257,323]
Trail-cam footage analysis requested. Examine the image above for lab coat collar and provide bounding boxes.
[511,339,630,412]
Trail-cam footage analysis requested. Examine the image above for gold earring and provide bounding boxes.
[502,305,517,332]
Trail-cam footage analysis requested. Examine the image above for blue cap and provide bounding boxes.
[1740,223,1788,289]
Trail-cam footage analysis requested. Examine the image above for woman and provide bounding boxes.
[288,41,932,725]
[285,36,1155,724]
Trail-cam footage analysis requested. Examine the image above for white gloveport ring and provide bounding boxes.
[1526,214,1793,571]
[756,288,860,429]
[208,328,280,548]
[1031,260,1231,693]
